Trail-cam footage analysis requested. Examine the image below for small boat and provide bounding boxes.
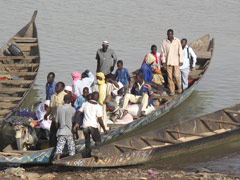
[54,104,240,167]
[0,11,40,122]
[0,34,213,165]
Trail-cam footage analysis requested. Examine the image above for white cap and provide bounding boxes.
[44,100,50,106]
[102,41,109,45]
[64,86,72,92]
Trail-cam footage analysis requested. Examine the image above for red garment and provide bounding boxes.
[152,53,158,64]
[142,53,158,64]
[71,93,77,107]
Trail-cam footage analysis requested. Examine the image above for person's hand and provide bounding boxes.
[73,124,78,132]
[104,130,108,135]
[110,66,114,72]
[163,63,167,70]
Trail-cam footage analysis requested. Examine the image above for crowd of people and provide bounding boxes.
[37,29,197,159]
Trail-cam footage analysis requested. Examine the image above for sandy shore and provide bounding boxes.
[0,165,239,180]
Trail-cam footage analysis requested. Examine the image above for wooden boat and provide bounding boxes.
[54,104,240,167]
[0,34,213,164]
[0,11,40,122]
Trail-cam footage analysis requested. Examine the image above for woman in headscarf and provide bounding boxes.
[140,54,155,83]
[71,72,81,89]
[71,70,94,97]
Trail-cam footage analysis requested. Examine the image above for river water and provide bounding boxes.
[0,0,240,174]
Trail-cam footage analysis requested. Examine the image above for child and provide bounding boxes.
[55,94,76,160]
[115,60,131,89]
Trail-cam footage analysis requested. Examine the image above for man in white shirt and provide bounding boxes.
[72,70,94,97]
[180,38,197,91]
[161,29,183,96]
[74,92,108,157]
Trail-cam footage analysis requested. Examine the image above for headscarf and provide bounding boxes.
[145,54,155,65]
[71,72,81,88]
[96,72,105,105]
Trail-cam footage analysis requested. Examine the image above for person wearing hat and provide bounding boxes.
[140,54,155,83]
[96,41,117,78]
[64,85,77,107]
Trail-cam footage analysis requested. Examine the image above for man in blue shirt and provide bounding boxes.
[122,73,154,116]
[46,72,56,100]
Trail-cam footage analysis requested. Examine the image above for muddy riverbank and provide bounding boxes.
[0,165,239,180]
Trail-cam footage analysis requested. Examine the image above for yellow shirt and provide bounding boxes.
[49,91,66,120]
[161,37,183,66]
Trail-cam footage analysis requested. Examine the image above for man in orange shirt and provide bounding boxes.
[161,29,183,96]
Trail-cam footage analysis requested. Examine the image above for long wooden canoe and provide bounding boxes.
[0,34,213,164]
[54,104,240,167]
[0,11,40,122]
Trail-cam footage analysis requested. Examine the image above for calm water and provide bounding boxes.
[0,0,240,173]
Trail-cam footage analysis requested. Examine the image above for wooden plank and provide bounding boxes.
[200,117,240,126]
[0,71,37,76]
[114,144,139,151]
[0,103,17,109]
[166,130,207,137]
[224,109,240,115]
[0,109,11,116]
[0,63,39,68]
[141,136,179,144]
[13,37,37,43]
[0,56,39,60]
[18,46,31,52]
[0,88,28,93]
[0,80,33,85]
[0,97,22,102]
[16,43,38,47]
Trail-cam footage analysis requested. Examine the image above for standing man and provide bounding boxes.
[161,29,183,96]
[46,72,56,100]
[74,92,108,158]
[55,94,76,160]
[44,82,66,147]
[96,41,117,79]
[180,38,197,91]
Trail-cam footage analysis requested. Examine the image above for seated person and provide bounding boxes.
[106,82,124,112]
[122,72,154,116]
[140,53,155,83]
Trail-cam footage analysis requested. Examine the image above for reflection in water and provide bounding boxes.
[20,86,40,111]
[146,139,240,175]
